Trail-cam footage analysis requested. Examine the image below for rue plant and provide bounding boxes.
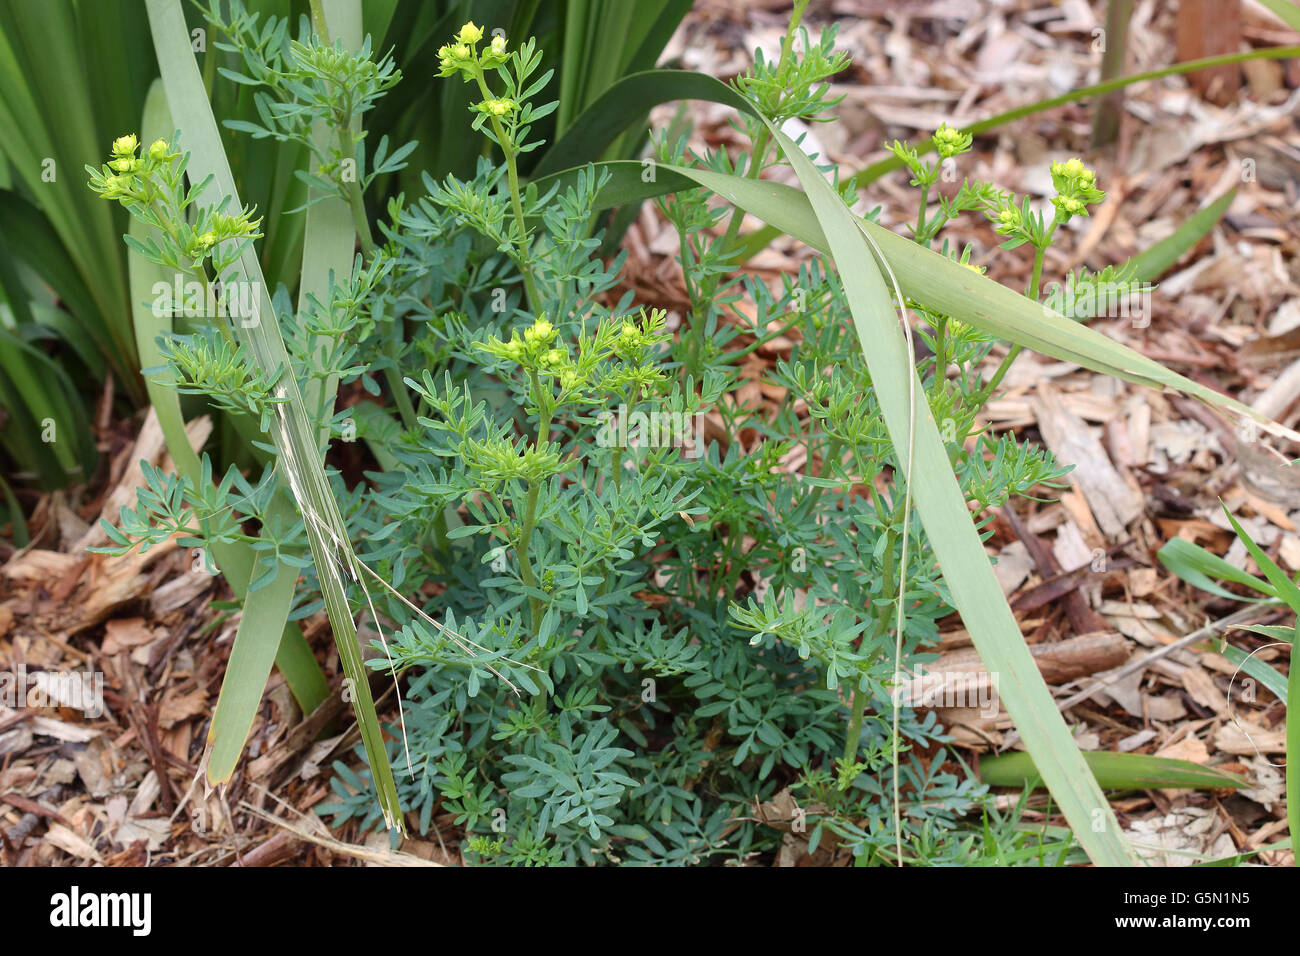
[90,7,1203,866]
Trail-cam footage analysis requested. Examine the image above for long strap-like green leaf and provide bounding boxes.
[145,0,402,830]
[133,75,330,766]
[761,125,1135,865]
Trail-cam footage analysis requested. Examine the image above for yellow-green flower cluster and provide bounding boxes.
[183,208,264,260]
[991,203,1022,236]
[931,123,972,159]
[614,319,657,358]
[437,22,508,77]
[481,316,562,368]
[1049,157,1105,221]
[94,134,175,201]
[477,98,517,117]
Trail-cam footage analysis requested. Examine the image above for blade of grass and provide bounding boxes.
[979,751,1250,790]
[1217,635,1289,704]
[1222,503,1300,614]
[1256,0,1300,31]
[1218,503,1299,847]
[299,0,362,452]
[0,0,141,400]
[1288,628,1299,850]
[532,69,749,178]
[1157,535,1277,602]
[1126,188,1236,282]
[0,328,96,486]
[0,473,27,546]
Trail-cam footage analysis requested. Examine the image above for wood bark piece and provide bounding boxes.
[1175,0,1242,106]
[897,631,1130,706]
[1031,382,1145,537]
[1003,502,1109,635]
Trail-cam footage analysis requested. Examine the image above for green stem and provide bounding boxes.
[805,434,843,512]
[934,316,948,384]
[529,370,552,445]
[1027,238,1048,301]
[915,180,930,243]
[841,499,902,795]
[473,70,541,312]
[517,480,543,632]
[337,123,376,260]
[978,232,1053,404]
[194,271,238,351]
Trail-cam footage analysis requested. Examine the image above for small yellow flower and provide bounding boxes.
[451,42,471,60]
[112,134,138,157]
[931,123,972,159]
[109,157,137,173]
[524,318,554,345]
[102,174,131,198]
[198,231,216,249]
[148,139,169,162]
[457,21,483,44]
[490,35,507,55]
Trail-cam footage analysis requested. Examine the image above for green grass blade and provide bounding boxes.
[1288,625,1299,849]
[979,751,1250,790]
[0,191,109,354]
[1126,189,1236,282]
[1256,0,1300,31]
[0,472,27,546]
[1221,504,1300,616]
[622,0,692,74]
[0,0,140,400]
[0,328,96,486]
[1157,536,1277,602]
[299,0,362,450]
[1217,637,1289,704]
[1209,505,1298,849]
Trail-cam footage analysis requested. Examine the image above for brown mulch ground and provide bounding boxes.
[3,0,1299,866]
